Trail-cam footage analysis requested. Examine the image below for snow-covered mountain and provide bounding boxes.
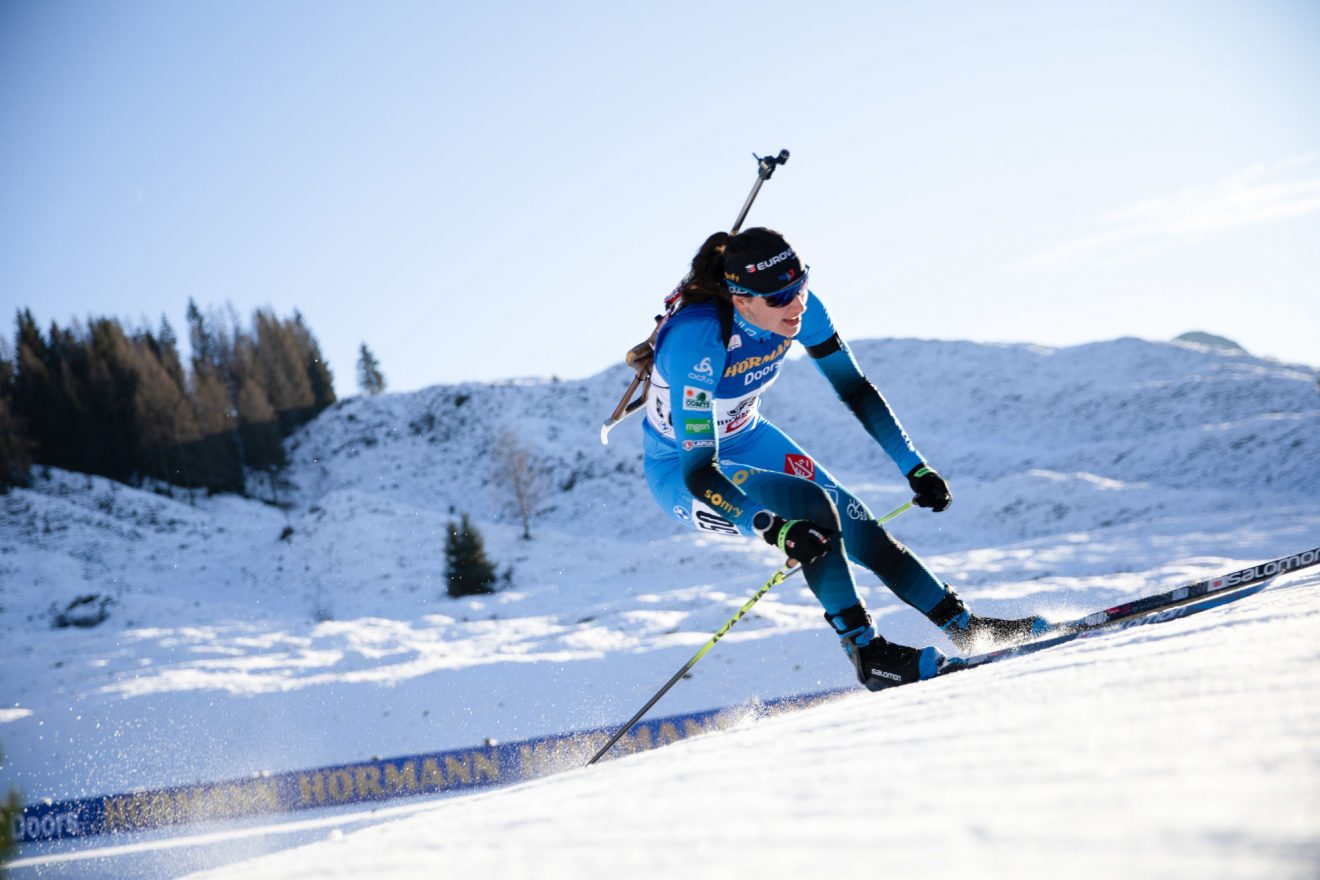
[2,335,1318,878]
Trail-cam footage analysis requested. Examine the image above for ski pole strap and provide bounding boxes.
[775,520,800,555]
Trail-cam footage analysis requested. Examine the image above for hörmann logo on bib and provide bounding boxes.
[723,339,792,379]
[745,247,795,273]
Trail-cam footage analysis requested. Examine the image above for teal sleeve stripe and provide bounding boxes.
[812,346,924,477]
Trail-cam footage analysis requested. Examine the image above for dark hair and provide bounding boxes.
[676,230,733,311]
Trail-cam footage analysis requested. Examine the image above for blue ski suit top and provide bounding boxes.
[641,290,948,617]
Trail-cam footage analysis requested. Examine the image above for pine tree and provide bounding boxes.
[291,310,336,414]
[155,315,186,391]
[185,299,218,374]
[187,364,243,493]
[444,514,498,598]
[11,309,57,467]
[85,318,142,481]
[0,340,32,488]
[253,309,315,432]
[124,322,202,485]
[235,373,283,471]
[356,343,386,396]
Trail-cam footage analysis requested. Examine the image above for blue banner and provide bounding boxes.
[13,688,850,843]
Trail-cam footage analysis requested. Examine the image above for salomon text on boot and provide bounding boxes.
[826,604,945,691]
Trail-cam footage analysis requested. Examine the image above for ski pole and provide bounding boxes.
[586,564,800,766]
[587,500,910,766]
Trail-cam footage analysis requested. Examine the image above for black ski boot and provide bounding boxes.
[826,604,945,692]
[926,590,1049,653]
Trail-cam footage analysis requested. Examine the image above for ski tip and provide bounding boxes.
[599,422,612,445]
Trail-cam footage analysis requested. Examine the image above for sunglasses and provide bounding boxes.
[726,267,810,308]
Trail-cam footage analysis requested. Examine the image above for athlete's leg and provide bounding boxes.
[716,422,948,616]
[731,467,858,615]
[645,429,946,688]
[722,424,1050,649]
[645,433,861,615]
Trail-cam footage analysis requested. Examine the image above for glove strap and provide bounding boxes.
[776,520,801,555]
[910,465,933,479]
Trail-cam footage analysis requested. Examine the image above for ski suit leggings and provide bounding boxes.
[644,420,946,617]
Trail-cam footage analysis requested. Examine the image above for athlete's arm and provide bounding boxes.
[798,292,925,477]
[655,312,759,531]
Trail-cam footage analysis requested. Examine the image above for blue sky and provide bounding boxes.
[2,0,1317,397]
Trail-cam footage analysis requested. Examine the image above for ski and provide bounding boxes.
[941,546,1319,676]
[945,578,1272,675]
[1047,545,1319,636]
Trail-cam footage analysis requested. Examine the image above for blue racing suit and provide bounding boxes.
[642,290,948,617]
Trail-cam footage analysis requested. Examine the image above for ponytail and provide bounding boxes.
[676,231,734,312]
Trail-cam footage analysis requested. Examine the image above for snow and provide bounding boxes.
[2,335,1318,878]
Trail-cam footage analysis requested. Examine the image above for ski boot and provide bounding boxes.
[927,590,1050,653]
[826,604,945,692]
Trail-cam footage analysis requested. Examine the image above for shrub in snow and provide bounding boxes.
[50,594,112,629]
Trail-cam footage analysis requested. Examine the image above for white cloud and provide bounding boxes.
[1017,152,1320,269]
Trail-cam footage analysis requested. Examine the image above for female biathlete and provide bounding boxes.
[641,227,1045,690]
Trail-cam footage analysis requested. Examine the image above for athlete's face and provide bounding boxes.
[732,289,808,337]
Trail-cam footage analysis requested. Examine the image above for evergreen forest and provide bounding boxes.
[0,301,336,494]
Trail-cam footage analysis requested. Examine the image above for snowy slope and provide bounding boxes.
[2,335,1319,878]
[179,571,1320,880]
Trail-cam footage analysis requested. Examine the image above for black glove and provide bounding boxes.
[753,510,833,566]
[907,464,951,512]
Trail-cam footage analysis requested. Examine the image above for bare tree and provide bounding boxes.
[492,431,548,540]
